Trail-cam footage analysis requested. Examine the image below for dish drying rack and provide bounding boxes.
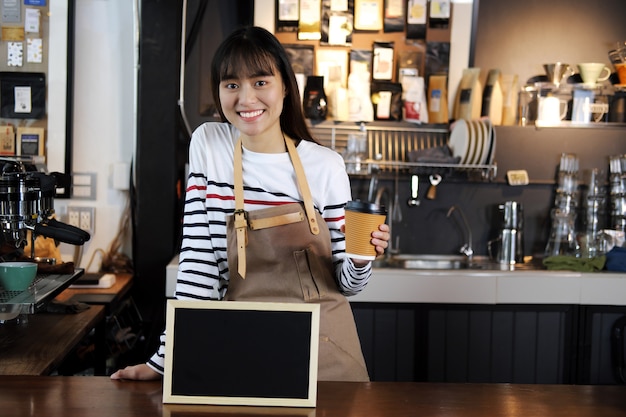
[309,121,497,180]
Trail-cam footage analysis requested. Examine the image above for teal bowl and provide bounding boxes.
[0,262,38,291]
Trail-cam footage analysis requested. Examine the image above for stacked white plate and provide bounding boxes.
[448,119,496,165]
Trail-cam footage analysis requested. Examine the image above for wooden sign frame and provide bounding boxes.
[163,300,320,407]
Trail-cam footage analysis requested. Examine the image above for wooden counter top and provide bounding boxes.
[55,272,133,304]
[0,376,625,416]
[0,274,133,375]
[0,305,104,375]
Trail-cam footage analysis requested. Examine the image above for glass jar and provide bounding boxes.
[545,208,580,257]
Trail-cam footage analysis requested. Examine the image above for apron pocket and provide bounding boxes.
[293,248,331,301]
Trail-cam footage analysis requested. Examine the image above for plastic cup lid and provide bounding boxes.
[345,200,387,215]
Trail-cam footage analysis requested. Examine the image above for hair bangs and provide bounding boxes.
[218,43,279,81]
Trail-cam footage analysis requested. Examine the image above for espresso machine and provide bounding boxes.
[0,157,92,320]
[0,157,90,258]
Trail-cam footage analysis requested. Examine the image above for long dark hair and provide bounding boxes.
[210,26,315,143]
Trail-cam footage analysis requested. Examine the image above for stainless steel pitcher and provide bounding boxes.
[488,201,525,265]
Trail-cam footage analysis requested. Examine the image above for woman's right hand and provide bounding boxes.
[110,364,161,381]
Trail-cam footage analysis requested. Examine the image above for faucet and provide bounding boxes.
[374,186,396,256]
[446,205,474,262]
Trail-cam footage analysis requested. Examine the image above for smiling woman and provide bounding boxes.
[112,26,390,383]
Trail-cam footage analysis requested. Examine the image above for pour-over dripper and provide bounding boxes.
[543,62,573,87]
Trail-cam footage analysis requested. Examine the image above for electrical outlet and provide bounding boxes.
[80,210,91,231]
[68,209,80,228]
[67,206,95,235]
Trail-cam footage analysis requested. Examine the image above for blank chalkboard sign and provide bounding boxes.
[163,300,320,407]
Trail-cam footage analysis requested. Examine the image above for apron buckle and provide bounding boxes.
[233,209,248,278]
[233,209,248,225]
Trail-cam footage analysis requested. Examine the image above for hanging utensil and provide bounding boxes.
[427,174,442,200]
[407,174,420,207]
[392,173,403,222]
[366,154,383,202]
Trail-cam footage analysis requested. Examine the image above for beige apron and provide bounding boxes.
[225,136,369,382]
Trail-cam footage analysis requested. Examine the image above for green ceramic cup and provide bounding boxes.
[0,262,38,291]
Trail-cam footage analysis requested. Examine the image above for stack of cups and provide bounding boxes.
[555,153,580,215]
[609,154,626,231]
[545,153,581,257]
[344,131,368,175]
[579,168,609,257]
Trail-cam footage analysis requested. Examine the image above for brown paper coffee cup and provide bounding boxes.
[344,201,387,260]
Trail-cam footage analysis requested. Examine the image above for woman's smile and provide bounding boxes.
[238,109,265,120]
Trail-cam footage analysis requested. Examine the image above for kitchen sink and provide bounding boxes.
[372,254,544,271]
[375,254,469,270]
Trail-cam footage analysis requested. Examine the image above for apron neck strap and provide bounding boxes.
[283,137,320,236]
[232,136,320,278]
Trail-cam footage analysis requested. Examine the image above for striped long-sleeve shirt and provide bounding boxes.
[147,122,373,374]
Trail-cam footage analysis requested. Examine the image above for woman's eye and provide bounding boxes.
[224,83,238,89]
[255,80,267,87]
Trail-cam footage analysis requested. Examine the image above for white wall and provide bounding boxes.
[54,0,137,270]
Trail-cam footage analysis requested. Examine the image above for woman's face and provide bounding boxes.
[219,68,286,144]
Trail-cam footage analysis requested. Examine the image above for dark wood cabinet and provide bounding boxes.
[578,306,626,384]
[353,303,419,382]
[353,302,626,385]
[425,305,577,383]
